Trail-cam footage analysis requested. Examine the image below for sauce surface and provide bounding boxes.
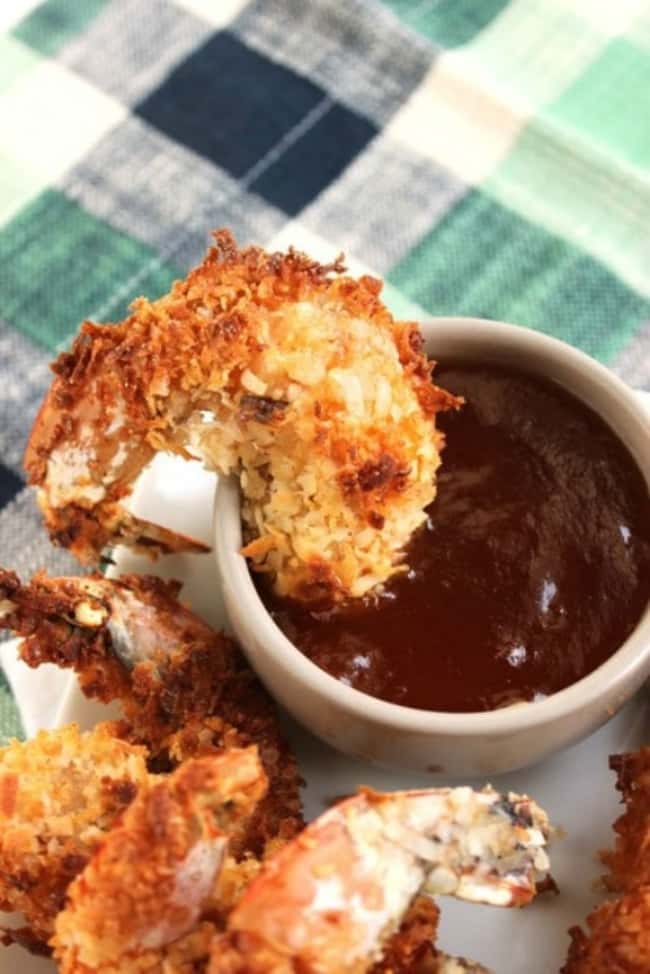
[257,364,650,712]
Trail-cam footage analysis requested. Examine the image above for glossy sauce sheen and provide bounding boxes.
[257,364,650,712]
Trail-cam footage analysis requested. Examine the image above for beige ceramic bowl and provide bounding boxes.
[214,317,650,775]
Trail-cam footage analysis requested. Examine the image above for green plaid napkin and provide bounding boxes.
[1,0,649,742]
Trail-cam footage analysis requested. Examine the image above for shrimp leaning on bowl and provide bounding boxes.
[24,229,460,601]
[562,747,650,973]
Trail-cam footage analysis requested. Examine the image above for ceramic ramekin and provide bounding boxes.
[214,317,650,775]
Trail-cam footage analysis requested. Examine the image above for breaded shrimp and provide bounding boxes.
[0,723,149,951]
[370,897,490,973]
[55,776,543,974]
[602,748,650,892]
[25,230,459,601]
[210,785,551,974]
[53,748,266,974]
[562,892,650,973]
[0,567,303,857]
[562,748,650,973]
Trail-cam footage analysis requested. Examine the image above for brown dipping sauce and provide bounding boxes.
[256,364,650,712]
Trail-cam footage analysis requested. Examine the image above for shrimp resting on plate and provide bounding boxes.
[0,566,303,949]
[52,759,549,974]
[211,784,551,974]
[25,230,460,601]
[0,567,552,972]
[53,747,266,974]
[563,747,650,973]
[0,723,149,951]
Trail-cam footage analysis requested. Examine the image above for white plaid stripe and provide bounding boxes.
[0,58,126,184]
[553,0,649,34]
[233,0,434,127]
[457,0,634,106]
[301,133,466,274]
[0,35,41,94]
[0,0,42,33]
[612,321,650,389]
[60,0,212,106]
[60,115,285,271]
[0,150,43,226]
[630,9,650,49]
[268,221,376,276]
[173,0,251,28]
[387,54,528,184]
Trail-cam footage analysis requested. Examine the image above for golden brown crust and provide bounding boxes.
[562,748,650,974]
[602,748,650,892]
[562,891,650,974]
[0,724,149,950]
[1,568,304,862]
[53,749,266,974]
[370,897,440,974]
[26,229,460,600]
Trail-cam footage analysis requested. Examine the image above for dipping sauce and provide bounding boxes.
[257,364,650,712]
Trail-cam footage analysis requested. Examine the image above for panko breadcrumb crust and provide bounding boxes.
[562,747,650,973]
[0,724,149,951]
[53,749,266,974]
[0,567,304,954]
[25,229,460,601]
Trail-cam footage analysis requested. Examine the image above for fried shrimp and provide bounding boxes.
[53,748,266,974]
[602,748,650,892]
[0,567,550,972]
[210,785,551,974]
[0,723,149,951]
[0,567,303,857]
[54,778,546,974]
[562,747,650,973]
[25,230,459,601]
[370,897,490,974]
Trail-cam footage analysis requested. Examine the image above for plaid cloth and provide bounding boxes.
[1,0,649,740]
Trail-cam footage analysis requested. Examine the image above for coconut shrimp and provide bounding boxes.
[0,567,303,858]
[24,230,460,601]
[51,777,547,974]
[210,784,551,974]
[0,723,149,952]
[562,747,650,974]
[53,747,266,974]
[0,566,301,955]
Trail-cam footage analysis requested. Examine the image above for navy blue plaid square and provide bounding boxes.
[136,30,377,216]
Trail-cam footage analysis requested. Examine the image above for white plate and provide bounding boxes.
[3,391,650,974]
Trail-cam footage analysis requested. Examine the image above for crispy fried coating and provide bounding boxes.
[25,229,459,601]
[602,748,650,892]
[0,567,304,859]
[370,897,440,973]
[562,747,650,974]
[53,748,266,974]
[563,891,650,974]
[0,724,148,950]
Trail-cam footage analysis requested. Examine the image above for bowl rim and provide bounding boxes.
[213,316,650,737]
